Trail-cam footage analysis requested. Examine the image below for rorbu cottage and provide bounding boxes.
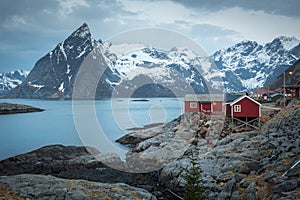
[225,95,261,131]
[184,94,224,115]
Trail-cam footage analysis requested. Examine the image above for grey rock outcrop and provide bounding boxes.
[0,145,163,198]
[158,105,300,199]
[116,105,300,199]
[0,174,156,200]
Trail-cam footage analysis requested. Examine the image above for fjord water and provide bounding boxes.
[0,98,183,160]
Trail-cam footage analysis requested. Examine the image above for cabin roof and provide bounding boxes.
[282,85,300,88]
[184,94,224,102]
[229,95,262,106]
[225,94,243,103]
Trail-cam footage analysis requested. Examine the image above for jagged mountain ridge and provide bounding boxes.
[8,23,100,98]
[103,44,209,97]
[5,23,300,98]
[8,23,209,98]
[0,70,29,96]
[211,36,300,92]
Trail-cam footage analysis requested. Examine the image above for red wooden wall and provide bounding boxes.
[231,97,260,118]
[185,101,224,114]
[184,101,200,112]
[212,102,223,112]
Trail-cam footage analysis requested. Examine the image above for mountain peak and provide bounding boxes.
[70,22,91,39]
[0,70,29,96]
[274,36,300,51]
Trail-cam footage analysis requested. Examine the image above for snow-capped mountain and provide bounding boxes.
[103,44,209,97]
[0,70,29,96]
[211,36,300,92]
[8,23,208,99]
[8,23,111,98]
[6,23,300,98]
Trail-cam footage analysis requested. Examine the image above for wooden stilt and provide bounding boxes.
[230,117,260,131]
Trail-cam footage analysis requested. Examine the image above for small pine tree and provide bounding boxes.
[182,155,206,200]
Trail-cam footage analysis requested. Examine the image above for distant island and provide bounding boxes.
[130,99,149,102]
[0,102,44,114]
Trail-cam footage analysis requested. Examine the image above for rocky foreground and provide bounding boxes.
[0,102,44,114]
[0,105,299,199]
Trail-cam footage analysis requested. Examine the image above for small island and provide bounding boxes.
[130,99,149,102]
[0,102,44,114]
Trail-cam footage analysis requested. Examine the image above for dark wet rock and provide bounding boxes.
[272,179,298,193]
[246,161,261,171]
[0,102,44,114]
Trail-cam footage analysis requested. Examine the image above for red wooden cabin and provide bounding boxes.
[226,95,261,118]
[184,94,224,115]
[226,95,261,130]
[283,80,300,97]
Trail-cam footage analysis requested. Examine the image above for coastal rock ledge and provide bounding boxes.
[0,174,156,200]
[0,102,44,114]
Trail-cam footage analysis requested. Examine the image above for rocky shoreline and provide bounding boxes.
[0,102,44,114]
[0,105,299,199]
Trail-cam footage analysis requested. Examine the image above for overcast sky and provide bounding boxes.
[1,0,300,72]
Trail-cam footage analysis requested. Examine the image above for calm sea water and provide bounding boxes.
[0,98,183,160]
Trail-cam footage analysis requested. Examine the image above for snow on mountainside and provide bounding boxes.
[278,36,300,51]
[7,23,208,99]
[0,70,29,95]
[102,44,209,97]
[7,23,106,98]
[5,22,300,98]
[211,36,300,92]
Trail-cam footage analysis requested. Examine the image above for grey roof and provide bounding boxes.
[184,94,224,102]
[225,94,243,103]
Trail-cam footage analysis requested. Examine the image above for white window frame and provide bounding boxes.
[234,104,241,112]
[190,102,197,108]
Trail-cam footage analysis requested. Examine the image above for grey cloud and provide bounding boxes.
[0,0,131,70]
[171,0,300,17]
[188,24,241,54]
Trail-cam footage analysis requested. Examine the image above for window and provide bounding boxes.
[190,102,197,108]
[234,105,241,112]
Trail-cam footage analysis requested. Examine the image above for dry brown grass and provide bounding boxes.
[0,186,25,200]
[243,174,273,199]
[261,114,272,124]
